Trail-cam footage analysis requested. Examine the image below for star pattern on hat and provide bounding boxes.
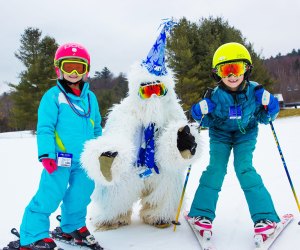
[142,19,177,76]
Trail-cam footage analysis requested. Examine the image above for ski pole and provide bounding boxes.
[172,164,192,232]
[172,114,205,232]
[265,106,300,224]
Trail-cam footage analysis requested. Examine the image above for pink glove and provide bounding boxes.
[42,158,58,174]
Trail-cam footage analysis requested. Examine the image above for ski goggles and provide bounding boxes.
[138,82,168,99]
[59,60,88,76]
[214,61,247,78]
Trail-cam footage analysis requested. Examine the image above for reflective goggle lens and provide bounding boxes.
[216,62,247,78]
[139,83,167,99]
[60,60,88,75]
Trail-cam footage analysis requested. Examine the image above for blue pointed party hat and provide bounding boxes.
[142,19,177,76]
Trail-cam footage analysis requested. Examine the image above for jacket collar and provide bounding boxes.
[56,79,89,99]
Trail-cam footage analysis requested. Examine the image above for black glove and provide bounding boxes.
[177,125,197,155]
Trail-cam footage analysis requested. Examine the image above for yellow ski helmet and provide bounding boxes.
[212,42,252,68]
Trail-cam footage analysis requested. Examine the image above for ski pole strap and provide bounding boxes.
[57,84,91,118]
[202,87,214,99]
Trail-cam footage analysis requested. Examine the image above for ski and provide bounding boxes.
[254,213,294,250]
[1,228,64,250]
[183,211,216,250]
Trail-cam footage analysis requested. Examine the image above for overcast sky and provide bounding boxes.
[1,0,300,91]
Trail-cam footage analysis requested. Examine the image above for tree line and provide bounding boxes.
[0,17,298,132]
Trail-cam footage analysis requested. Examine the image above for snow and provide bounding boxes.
[1,117,300,250]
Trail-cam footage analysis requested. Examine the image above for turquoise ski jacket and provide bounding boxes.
[200,81,278,140]
[36,80,102,162]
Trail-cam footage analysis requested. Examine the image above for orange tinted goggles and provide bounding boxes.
[215,62,247,78]
[60,60,88,75]
[138,82,168,99]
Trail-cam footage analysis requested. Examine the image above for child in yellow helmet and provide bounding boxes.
[188,42,280,243]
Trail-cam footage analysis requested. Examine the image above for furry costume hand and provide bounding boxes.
[177,125,197,159]
[99,151,118,182]
[42,158,57,174]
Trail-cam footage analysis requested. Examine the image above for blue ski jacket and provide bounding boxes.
[200,81,278,141]
[36,80,102,162]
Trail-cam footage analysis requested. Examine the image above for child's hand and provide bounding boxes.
[42,158,58,174]
[191,98,216,120]
[254,86,279,115]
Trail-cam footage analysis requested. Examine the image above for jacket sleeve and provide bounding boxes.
[36,90,59,161]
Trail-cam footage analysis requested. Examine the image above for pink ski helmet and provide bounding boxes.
[54,42,91,79]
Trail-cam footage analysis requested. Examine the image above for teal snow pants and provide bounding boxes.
[20,161,95,245]
[189,129,280,224]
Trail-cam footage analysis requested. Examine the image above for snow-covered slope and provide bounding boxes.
[1,117,300,250]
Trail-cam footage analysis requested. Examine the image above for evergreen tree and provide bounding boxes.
[94,71,102,79]
[100,67,113,80]
[90,70,128,124]
[98,73,128,121]
[294,58,300,70]
[167,17,274,113]
[0,93,13,132]
[9,27,58,130]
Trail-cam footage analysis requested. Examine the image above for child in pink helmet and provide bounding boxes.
[4,43,103,250]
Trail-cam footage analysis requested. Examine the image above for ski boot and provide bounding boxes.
[3,228,61,250]
[51,226,103,250]
[191,216,213,240]
[254,219,277,247]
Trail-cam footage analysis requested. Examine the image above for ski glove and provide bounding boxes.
[177,125,197,159]
[42,158,58,174]
[254,86,279,115]
[191,98,216,120]
[99,151,118,182]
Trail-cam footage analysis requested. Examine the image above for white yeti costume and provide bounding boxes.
[81,20,201,230]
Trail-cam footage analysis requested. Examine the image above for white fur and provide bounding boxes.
[81,63,203,227]
[81,134,135,185]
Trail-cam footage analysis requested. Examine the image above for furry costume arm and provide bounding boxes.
[155,121,201,172]
[81,100,140,186]
[81,133,135,186]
